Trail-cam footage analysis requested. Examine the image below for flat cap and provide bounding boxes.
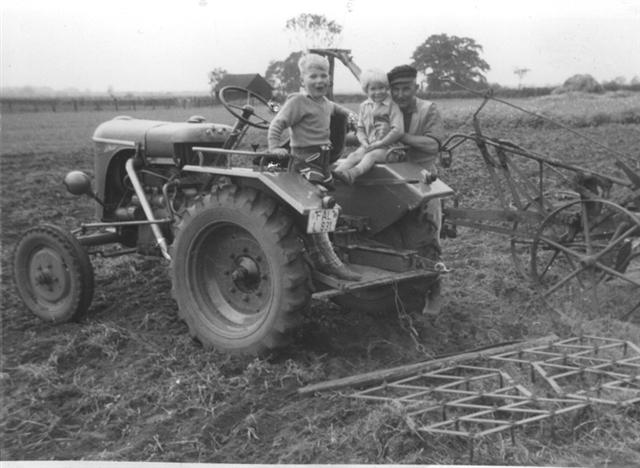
[387,65,417,85]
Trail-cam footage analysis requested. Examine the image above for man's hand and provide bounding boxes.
[358,137,370,147]
[365,141,384,152]
[269,148,289,157]
[347,113,358,131]
[374,120,391,137]
[399,133,440,154]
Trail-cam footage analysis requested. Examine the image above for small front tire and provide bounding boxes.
[13,224,94,322]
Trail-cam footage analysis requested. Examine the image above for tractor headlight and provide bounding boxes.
[63,171,92,196]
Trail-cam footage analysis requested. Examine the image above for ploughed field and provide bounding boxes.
[2,93,640,464]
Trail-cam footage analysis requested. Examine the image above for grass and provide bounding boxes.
[3,90,639,155]
[1,94,640,464]
[439,91,640,131]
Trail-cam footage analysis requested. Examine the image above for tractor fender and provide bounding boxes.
[247,170,329,214]
[332,162,455,234]
[179,164,329,215]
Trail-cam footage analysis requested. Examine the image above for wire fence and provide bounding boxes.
[0,96,217,113]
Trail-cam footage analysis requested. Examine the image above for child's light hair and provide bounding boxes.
[360,69,389,92]
[298,53,330,74]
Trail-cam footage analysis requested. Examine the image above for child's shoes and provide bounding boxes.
[332,169,354,185]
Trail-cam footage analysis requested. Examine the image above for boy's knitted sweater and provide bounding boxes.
[268,93,349,149]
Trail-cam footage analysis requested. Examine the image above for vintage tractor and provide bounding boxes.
[12,49,453,354]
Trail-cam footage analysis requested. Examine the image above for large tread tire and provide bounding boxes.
[13,224,94,323]
[170,185,311,354]
[333,208,440,315]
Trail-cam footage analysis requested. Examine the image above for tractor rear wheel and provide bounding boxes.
[170,186,311,354]
[13,224,94,322]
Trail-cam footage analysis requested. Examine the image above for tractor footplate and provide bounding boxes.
[311,265,439,301]
[340,242,443,273]
[345,244,416,272]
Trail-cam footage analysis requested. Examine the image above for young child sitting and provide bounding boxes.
[267,53,361,281]
[332,69,404,184]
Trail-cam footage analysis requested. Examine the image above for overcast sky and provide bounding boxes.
[2,0,639,93]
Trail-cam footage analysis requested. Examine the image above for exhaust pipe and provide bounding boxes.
[125,158,171,260]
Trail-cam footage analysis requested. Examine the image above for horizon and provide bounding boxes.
[3,77,611,98]
[0,78,585,97]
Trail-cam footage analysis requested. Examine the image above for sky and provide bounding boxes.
[1,0,639,94]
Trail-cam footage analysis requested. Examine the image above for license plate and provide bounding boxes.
[306,208,339,233]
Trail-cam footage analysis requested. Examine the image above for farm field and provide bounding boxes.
[2,93,640,465]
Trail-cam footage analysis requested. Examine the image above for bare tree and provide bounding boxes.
[285,13,343,50]
[514,67,531,89]
[107,85,118,110]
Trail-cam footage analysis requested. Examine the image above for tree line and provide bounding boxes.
[209,14,493,97]
[209,13,640,99]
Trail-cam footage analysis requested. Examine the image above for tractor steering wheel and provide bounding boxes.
[218,86,278,130]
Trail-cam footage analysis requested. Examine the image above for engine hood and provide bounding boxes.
[93,116,233,158]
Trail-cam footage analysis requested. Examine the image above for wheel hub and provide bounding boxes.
[580,255,598,267]
[230,256,260,290]
[221,246,269,318]
[198,225,272,325]
[29,248,71,302]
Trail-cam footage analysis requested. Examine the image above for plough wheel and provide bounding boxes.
[531,198,640,320]
[509,191,578,280]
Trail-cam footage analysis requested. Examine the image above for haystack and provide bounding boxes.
[553,74,603,94]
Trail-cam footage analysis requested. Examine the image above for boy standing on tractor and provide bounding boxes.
[268,53,361,281]
[332,69,405,184]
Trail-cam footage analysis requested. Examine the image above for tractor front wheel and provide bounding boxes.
[13,224,94,322]
[170,186,311,354]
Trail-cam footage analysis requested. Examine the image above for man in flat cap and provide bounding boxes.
[385,64,445,315]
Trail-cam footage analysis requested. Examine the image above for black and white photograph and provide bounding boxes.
[2,0,639,465]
